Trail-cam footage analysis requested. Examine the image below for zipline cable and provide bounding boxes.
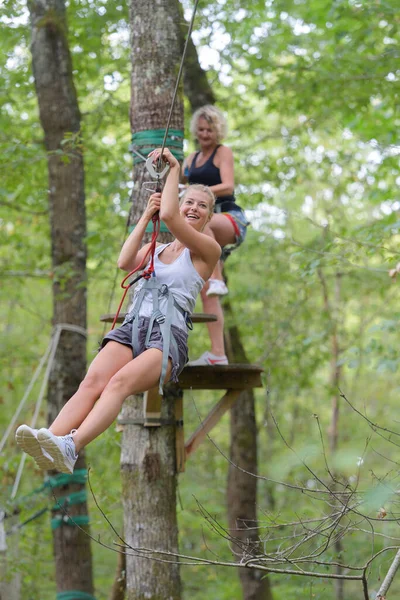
[159,0,200,162]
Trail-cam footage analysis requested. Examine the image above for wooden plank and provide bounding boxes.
[185,390,241,458]
[178,365,263,390]
[175,394,185,473]
[100,312,218,324]
[143,387,162,427]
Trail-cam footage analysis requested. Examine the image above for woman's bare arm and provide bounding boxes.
[117,193,161,272]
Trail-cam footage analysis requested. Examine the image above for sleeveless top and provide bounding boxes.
[188,145,237,207]
[128,244,204,330]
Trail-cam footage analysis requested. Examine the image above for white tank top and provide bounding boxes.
[128,244,205,330]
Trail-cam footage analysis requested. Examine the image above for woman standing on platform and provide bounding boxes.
[182,105,248,366]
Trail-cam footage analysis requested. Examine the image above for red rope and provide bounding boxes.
[110,213,160,330]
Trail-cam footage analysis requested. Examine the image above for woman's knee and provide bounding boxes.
[104,372,132,397]
[79,372,108,396]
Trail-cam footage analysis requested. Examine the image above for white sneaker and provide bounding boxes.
[37,428,78,474]
[15,424,54,470]
[206,279,228,297]
[187,351,228,366]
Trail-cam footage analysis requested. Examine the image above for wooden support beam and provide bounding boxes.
[185,389,241,458]
[143,387,162,426]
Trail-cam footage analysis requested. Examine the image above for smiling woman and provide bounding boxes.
[15,148,221,475]
[180,183,215,221]
[182,105,249,366]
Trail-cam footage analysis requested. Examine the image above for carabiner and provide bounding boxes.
[145,155,170,179]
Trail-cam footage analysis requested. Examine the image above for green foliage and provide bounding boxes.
[1,0,400,598]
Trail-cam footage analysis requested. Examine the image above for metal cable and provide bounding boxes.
[159,0,200,162]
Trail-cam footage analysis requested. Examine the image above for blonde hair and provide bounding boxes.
[190,105,228,144]
[180,184,215,217]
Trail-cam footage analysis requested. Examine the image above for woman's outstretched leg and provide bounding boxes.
[15,341,133,469]
[37,348,172,472]
[49,341,133,436]
[43,342,171,452]
[72,348,171,451]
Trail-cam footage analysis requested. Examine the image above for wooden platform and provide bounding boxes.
[136,364,264,472]
[100,312,217,324]
[107,310,264,472]
[178,364,263,390]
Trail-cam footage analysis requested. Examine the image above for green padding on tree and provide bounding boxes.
[15,470,88,505]
[57,591,96,600]
[51,514,90,530]
[128,222,170,234]
[131,129,184,164]
[46,469,88,490]
[132,128,183,144]
[52,490,87,510]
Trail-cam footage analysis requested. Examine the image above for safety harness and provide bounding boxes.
[122,273,192,394]
[111,211,192,395]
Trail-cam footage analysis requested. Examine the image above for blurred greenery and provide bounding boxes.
[1,0,400,598]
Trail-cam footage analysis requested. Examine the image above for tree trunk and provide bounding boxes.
[121,1,183,598]
[109,549,126,600]
[120,391,180,600]
[0,517,21,600]
[225,300,274,600]
[330,274,344,600]
[28,1,94,597]
[319,269,344,600]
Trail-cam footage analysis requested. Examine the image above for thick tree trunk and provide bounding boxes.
[28,1,94,597]
[121,1,183,598]
[225,301,274,600]
[120,392,180,600]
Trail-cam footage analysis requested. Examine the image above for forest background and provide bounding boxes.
[1,0,400,598]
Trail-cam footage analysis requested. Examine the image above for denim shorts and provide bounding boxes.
[217,207,250,261]
[101,316,188,383]
[223,208,249,245]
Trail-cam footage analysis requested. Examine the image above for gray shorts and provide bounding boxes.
[101,316,188,383]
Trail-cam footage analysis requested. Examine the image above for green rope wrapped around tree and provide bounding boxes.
[131,128,184,165]
[57,591,96,600]
[51,514,90,530]
[51,489,87,510]
[46,469,88,489]
[13,469,88,507]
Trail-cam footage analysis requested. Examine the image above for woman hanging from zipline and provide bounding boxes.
[16,148,220,475]
[182,105,249,367]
